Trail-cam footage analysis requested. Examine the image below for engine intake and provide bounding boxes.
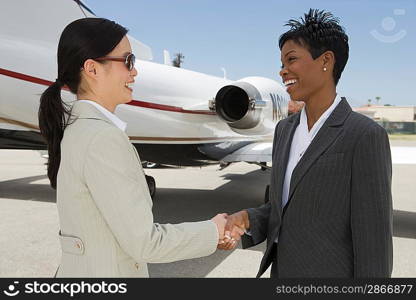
[214,82,265,130]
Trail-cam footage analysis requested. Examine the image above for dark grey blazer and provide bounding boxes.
[242,98,393,278]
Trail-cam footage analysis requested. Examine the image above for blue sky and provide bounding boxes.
[84,0,415,107]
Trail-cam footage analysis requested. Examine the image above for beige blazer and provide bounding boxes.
[56,101,219,277]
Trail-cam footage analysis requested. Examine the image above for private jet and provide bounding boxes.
[0,0,290,197]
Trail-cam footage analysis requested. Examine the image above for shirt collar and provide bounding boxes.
[77,100,127,132]
[299,94,342,138]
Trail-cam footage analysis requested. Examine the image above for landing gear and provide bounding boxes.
[264,185,270,203]
[219,161,231,170]
[143,162,159,168]
[145,175,156,199]
[260,162,268,171]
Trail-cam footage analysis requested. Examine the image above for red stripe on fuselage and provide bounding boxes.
[0,67,215,115]
[0,67,70,91]
[127,100,215,115]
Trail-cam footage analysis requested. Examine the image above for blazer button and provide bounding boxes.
[134,263,139,270]
[75,242,81,249]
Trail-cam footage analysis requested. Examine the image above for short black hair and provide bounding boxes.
[278,9,349,85]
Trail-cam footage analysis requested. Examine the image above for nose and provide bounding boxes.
[131,66,138,77]
[279,67,288,78]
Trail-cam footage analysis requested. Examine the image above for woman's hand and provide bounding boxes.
[217,210,249,250]
[211,213,228,243]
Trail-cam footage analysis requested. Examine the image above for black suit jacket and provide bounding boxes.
[242,98,393,278]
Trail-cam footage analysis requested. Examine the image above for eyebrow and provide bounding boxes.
[281,49,297,68]
[284,50,296,57]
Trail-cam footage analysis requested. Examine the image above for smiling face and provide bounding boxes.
[98,36,138,107]
[279,39,331,103]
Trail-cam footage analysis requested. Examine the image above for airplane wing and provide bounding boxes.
[222,143,416,165]
[221,142,272,163]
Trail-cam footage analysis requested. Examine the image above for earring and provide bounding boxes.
[323,67,327,71]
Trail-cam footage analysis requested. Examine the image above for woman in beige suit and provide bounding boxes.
[38,18,232,277]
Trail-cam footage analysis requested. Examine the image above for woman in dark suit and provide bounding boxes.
[220,9,393,278]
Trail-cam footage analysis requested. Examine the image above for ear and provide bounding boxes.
[82,59,98,80]
[321,50,335,70]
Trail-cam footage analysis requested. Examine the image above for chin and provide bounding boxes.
[289,91,307,102]
[122,94,133,104]
[289,93,301,102]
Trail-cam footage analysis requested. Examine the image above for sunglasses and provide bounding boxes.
[95,53,136,71]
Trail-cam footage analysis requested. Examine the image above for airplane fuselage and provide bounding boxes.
[0,0,289,166]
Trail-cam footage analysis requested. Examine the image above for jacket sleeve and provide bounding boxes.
[351,124,393,277]
[241,202,272,248]
[83,127,219,263]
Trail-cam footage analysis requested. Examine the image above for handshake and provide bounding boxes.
[211,210,250,250]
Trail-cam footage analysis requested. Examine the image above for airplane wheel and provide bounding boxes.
[260,162,267,171]
[145,175,156,199]
[264,185,270,203]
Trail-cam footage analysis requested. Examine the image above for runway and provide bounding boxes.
[0,139,415,277]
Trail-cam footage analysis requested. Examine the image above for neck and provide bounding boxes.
[303,86,337,131]
[77,94,116,113]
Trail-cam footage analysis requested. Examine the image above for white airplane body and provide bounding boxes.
[0,0,289,183]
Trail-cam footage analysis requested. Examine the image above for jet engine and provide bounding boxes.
[210,77,289,135]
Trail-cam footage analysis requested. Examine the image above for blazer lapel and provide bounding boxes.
[259,116,299,278]
[286,98,352,207]
[272,113,300,211]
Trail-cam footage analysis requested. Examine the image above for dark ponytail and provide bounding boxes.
[38,18,128,189]
[38,80,71,189]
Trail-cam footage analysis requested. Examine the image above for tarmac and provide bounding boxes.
[0,139,415,277]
